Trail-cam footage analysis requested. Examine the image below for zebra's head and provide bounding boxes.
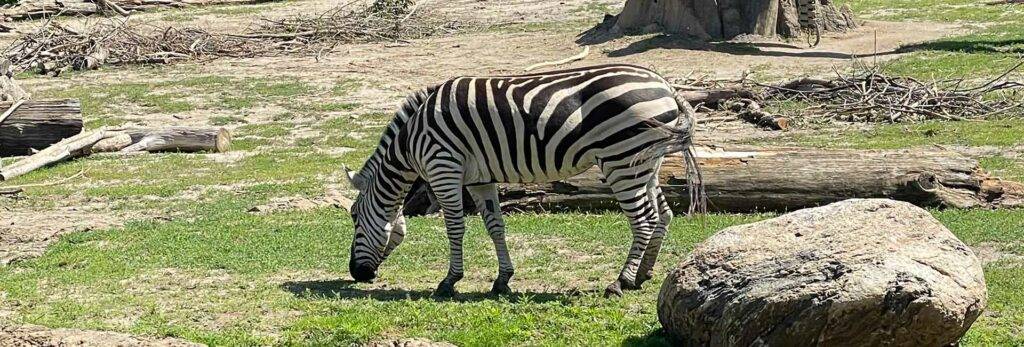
[343,86,436,282]
[343,166,408,283]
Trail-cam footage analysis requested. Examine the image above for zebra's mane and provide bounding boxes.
[355,85,439,180]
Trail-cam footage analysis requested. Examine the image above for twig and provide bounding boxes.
[525,45,590,72]
[0,169,87,190]
[94,0,131,16]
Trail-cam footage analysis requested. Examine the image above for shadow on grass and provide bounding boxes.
[897,38,1024,54]
[620,329,673,347]
[575,18,900,59]
[602,34,901,59]
[281,279,588,304]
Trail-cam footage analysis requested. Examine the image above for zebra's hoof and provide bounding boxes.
[433,283,457,298]
[491,282,513,296]
[635,271,653,288]
[603,281,623,298]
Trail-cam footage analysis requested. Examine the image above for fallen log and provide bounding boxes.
[0,126,230,181]
[0,99,83,157]
[725,99,789,130]
[402,146,1024,215]
[677,87,757,108]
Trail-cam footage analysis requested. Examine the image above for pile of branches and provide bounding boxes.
[251,0,453,51]
[678,63,1024,128]
[762,63,1024,122]
[4,20,268,74]
[3,0,458,75]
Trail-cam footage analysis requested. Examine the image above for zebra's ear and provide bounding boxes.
[342,165,368,192]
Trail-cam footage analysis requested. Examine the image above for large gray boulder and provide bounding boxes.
[658,199,987,346]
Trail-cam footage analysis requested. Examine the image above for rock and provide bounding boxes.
[657,199,987,346]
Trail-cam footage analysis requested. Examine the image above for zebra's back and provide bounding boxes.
[413,64,682,184]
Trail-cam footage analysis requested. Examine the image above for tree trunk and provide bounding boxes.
[0,99,83,157]
[402,147,1024,215]
[613,0,857,40]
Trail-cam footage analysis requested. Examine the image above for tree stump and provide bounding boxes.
[612,0,857,40]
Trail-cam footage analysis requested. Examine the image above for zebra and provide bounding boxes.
[342,64,702,298]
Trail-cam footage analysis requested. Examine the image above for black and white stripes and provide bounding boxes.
[345,64,699,298]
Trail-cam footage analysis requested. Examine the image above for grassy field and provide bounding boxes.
[0,0,1023,345]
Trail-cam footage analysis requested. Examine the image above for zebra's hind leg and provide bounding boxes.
[467,184,515,296]
[599,159,661,298]
[427,168,469,298]
[634,183,672,288]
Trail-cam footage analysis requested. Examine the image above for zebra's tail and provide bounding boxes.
[639,93,707,214]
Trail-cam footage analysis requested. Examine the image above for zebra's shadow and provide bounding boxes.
[280,279,587,304]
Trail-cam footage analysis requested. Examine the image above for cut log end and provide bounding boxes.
[214,128,231,153]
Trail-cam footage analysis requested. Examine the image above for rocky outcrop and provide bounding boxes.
[657,199,987,346]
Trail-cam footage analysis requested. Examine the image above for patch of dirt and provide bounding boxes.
[0,208,122,265]
[0,324,203,347]
[948,145,1024,160]
[972,242,1024,266]
[247,186,352,214]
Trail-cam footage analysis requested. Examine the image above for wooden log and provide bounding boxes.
[402,146,1024,215]
[0,99,83,157]
[0,126,230,181]
[677,87,757,108]
[118,127,231,153]
[0,129,104,181]
[726,99,789,130]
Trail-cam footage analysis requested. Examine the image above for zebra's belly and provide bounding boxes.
[462,154,597,185]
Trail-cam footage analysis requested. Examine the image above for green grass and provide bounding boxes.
[572,0,614,15]
[981,156,1024,183]
[765,118,1024,149]
[0,203,1021,345]
[32,75,324,123]
[835,0,1024,81]
[836,0,1020,22]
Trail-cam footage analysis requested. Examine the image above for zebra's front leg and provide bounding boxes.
[601,162,660,298]
[381,211,407,261]
[467,184,515,296]
[429,175,468,298]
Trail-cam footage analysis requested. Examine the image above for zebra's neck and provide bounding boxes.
[355,85,438,181]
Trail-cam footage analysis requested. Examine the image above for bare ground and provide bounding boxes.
[0,324,203,347]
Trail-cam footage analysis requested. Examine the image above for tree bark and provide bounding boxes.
[0,99,83,157]
[0,126,230,181]
[613,0,857,40]
[402,147,1024,215]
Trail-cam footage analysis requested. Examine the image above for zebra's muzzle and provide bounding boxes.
[350,261,377,282]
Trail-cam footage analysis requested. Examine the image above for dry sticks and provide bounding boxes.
[681,63,1024,127]
[761,63,1024,123]
[4,0,458,74]
[5,20,267,74]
